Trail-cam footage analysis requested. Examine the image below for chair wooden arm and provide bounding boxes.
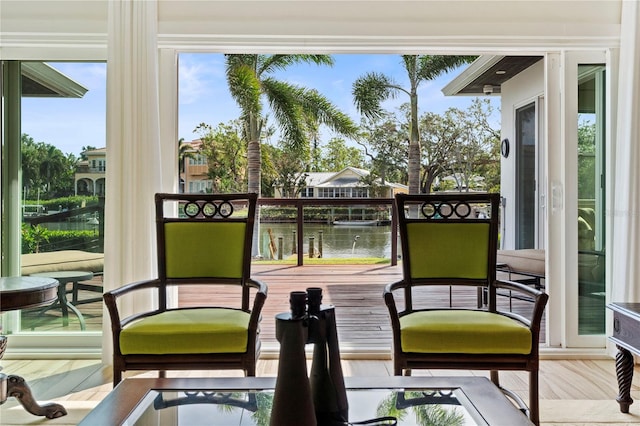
[247,278,268,333]
[494,278,548,340]
[383,278,408,307]
[103,279,163,332]
[383,280,408,350]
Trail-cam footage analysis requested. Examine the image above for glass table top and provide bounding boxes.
[124,388,484,426]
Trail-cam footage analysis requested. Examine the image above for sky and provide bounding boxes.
[21,54,498,158]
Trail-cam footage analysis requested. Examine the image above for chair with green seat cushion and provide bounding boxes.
[104,193,267,386]
[384,193,548,425]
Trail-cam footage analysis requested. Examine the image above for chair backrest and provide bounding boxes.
[395,193,500,308]
[155,193,257,284]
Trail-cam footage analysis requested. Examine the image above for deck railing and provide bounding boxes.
[258,198,398,266]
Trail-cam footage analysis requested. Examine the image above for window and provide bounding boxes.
[352,188,368,198]
[188,180,213,193]
[577,64,606,336]
[515,102,536,249]
[189,154,207,166]
[2,60,106,339]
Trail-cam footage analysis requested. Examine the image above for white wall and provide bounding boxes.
[500,60,545,249]
[1,0,622,58]
[0,0,630,356]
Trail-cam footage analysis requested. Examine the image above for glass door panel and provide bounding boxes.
[515,102,536,249]
[577,64,606,335]
[1,61,106,336]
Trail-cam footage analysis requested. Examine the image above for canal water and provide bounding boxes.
[259,222,396,260]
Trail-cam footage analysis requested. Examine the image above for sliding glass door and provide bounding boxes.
[1,61,106,345]
[515,102,537,249]
[576,64,606,336]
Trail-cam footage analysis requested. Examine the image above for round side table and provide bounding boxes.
[30,270,93,330]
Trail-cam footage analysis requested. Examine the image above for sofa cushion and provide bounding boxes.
[496,249,545,277]
[21,250,104,275]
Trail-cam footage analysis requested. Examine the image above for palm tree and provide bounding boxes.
[352,55,475,194]
[178,137,195,174]
[224,54,358,196]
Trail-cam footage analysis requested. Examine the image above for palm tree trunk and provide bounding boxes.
[408,141,421,194]
[408,91,421,194]
[247,139,262,257]
[247,140,261,195]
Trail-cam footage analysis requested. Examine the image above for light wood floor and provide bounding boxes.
[2,358,640,403]
[5,264,627,424]
[2,358,640,425]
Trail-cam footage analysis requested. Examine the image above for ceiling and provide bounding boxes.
[20,62,88,98]
[443,56,543,96]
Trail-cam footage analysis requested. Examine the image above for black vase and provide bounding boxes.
[270,298,317,426]
[308,288,348,425]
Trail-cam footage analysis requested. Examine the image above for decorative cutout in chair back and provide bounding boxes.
[155,193,256,281]
[396,193,499,282]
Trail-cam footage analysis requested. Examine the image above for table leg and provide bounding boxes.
[63,295,87,331]
[34,281,86,331]
[0,336,67,419]
[615,344,634,413]
[1,373,67,419]
[58,283,69,326]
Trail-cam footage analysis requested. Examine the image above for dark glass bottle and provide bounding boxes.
[307,288,348,425]
[270,292,316,426]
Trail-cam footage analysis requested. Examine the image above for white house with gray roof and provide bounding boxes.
[274,167,407,198]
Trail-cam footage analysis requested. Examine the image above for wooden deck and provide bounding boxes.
[180,263,545,350]
[21,263,544,352]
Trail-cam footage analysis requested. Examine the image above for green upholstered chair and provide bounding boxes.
[104,193,267,386]
[384,193,548,425]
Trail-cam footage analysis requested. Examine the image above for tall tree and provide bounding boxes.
[224,54,359,197]
[319,137,365,172]
[358,111,408,186]
[195,121,247,193]
[352,55,475,193]
[264,142,310,198]
[177,138,195,174]
[418,98,500,193]
[21,134,76,199]
[80,146,97,161]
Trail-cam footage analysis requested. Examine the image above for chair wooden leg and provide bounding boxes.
[159,370,166,378]
[393,358,403,376]
[530,369,540,426]
[246,363,256,377]
[112,367,122,387]
[490,370,500,386]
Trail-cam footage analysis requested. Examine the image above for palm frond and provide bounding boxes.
[352,72,401,120]
[259,54,334,75]
[261,78,308,148]
[225,57,262,116]
[416,55,477,81]
[298,89,359,138]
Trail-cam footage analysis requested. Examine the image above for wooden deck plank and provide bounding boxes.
[178,263,545,347]
[21,263,546,349]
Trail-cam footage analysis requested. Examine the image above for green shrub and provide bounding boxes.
[24,195,100,213]
[22,227,99,254]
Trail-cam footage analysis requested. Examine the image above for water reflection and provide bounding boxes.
[260,223,394,259]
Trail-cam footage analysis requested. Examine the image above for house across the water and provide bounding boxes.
[274,167,408,199]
